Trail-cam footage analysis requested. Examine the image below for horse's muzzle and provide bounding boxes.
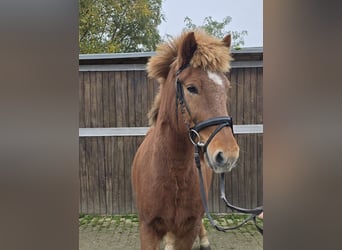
[205,149,239,173]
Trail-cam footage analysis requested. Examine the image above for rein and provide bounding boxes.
[175,65,263,235]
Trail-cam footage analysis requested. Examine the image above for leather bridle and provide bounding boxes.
[175,65,263,234]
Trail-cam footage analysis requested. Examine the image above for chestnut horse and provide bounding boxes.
[132,30,239,250]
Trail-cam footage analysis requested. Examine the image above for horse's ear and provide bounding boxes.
[222,34,231,48]
[178,32,197,68]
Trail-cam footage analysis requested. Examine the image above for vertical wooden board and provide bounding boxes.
[236,69,245,207]
[224,172,233,213]
[85,138,94,214]
[127,71,136,127]
[244,135,252,209]
[133,71,142,126]
[115,72,128,127]
[243,68,252,124]
[91,137,100,214]
[97,137,107,214]
[228,69,238,119]
[256,68,263,206]
[250,134,258,208]
[108,72,116,127]
[124,136,134,213]
[96,72,103,127]
[250,68,259,208]
[102,72,110,127]
[140,71,149,126]
[114,71,122,127]
[90,72,98,127]
[116,137,125,213]
[256,68,263,124]
[257,134,263,206]
[79,72,85,128]
[250,68,258,124]
[104,136,113,214]
[112,137,119,214]
[79,138,87,214]
[210,170,220,213]
[243,69,252,208]
[83,72,91,127]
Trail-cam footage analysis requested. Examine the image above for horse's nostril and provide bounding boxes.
[215,151,225,165]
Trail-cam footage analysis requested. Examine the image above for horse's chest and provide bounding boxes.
[157,175,202,216]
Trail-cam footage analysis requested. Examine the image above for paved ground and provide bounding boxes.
[79,214,263,250]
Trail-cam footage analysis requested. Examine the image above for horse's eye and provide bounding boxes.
[186,86,198,94]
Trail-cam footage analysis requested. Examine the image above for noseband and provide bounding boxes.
[175,65,263,234]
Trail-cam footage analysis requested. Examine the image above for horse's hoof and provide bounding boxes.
[200,246,211,250]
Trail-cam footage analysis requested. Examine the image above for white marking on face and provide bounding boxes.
[207,71,223,86]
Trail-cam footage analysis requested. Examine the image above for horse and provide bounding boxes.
[132,30,239,250]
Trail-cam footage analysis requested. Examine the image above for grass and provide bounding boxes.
[79,213,263,233]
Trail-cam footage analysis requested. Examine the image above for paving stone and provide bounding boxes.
[79,215,263,250]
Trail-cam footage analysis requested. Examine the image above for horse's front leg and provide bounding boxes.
[199,222,211,250]
[164,232,175,250]
[139,221,162,250]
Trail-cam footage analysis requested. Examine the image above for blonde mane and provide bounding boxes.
[147,30,232,126]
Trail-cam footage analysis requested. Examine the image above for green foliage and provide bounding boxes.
[79,0,164,54]
[183,16,248,49]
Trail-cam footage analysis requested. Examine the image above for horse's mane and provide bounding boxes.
[147,30,232,126]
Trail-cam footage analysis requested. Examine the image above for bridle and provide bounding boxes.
[175,65,263,235]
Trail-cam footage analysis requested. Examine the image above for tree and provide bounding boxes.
[79,0,164,54]
[183,16,247,49]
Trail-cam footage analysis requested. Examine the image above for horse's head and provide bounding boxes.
[174,31,239,173]
[147,30,239,173]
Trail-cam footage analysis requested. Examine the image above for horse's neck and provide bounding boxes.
[156,118,192,154]
[154,79,195,163]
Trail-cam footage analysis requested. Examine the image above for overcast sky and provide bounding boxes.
[158,0,263,47]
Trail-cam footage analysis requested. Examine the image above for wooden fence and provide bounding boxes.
[79,48,263,215]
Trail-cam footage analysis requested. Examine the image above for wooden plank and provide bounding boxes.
[132,71,142,127]
[92,137,100,214]
[211,169,220,213]
[115,72,128,127]
[79,138,87,214]
[127,71,136,127]
[104,136,113,214]
[124,136,134,213]
[256,68,263,207]
[140,71,148,126]
[243,69,252,209]
[112,137,119,213]
[256,68,263,124]
[83,72,91,127]
[102,72,110,127]
[250,68,258,207]
[89,72,97,127]
[257,134,263,206]
[97,137,107,214]
[96,72,103,127]
[235,68,245,207]
[109,72,116,127]
[85,138,94,213]
[79,72,85,128]
[116,137,125,213]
